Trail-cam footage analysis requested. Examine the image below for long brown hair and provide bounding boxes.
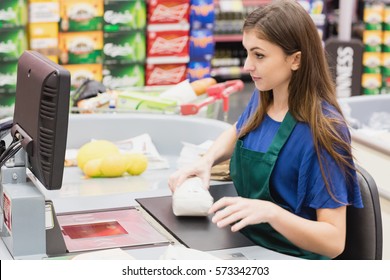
[240,0,355,199]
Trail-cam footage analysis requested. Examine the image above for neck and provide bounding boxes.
[268,91,289,122]
[268,105,288,122]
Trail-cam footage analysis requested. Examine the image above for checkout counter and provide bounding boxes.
[0,113,298,260]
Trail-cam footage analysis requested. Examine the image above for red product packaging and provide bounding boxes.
[147,0,190,24]
[145,63,187,86]
[147,26,190,64]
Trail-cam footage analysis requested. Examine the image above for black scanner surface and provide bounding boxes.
[136,183,254,251]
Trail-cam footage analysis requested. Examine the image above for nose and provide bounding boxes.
[243,56,254,72]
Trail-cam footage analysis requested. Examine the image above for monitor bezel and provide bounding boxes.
[11,50,70,190]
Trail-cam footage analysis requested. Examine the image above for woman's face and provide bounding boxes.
[243,30,298,94]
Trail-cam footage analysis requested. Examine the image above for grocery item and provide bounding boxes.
[76,140,119,169]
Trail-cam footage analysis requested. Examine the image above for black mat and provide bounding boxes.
[136,183,254,251]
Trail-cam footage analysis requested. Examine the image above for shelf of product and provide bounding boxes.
[361,1,390,95]
[211,0,327,80]
[214,34,243,42]
[0,0,28,116]
[0,0,334,111]
[211,0,256,80]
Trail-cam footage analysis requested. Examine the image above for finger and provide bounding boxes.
[214,210,243,229]
[168,173,181,192]
[175,173,195,189]
[201,175,210,190]
[168,170,192,192]
[167,177,176,192]
[208,196,236,214]
[211,199,241,223]
[230,217,250,232]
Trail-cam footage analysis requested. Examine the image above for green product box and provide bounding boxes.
[364,2,384,31]
[0,0,27,28]
[363,88,381,95]
[0,93,15,107]
[0,28,27,62]
[59,31,103,65]
[103,0,146,32]
[364,22,382,31]
[364,66,381,74]
[60,0,103,32]
[103,63,145,89]
[0,61,17,95]
[103,31,145,64]
[363,30,382,52]
[382,66,390,77]
[384,7,390,31]
[382,31,390,52]
[0,91,15,119]
[361,72,382,95]
[62,63,103,91]
[0,60,17,112]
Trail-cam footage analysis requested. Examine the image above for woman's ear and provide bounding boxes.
[291,51,301,71]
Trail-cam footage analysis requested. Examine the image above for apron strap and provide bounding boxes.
[267,111,297,157]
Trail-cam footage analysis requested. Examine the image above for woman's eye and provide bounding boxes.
[255,53,264,59]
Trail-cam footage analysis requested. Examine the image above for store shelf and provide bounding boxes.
[211,66,250,81]
[214,34,243,42]
[214,0,271,7]
[212,0,273,81]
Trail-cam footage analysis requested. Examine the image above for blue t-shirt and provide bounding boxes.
[236,90,363,220]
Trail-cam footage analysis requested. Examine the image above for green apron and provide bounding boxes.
[230,112,327,260]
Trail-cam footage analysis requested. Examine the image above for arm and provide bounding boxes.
[209,197,346,259]
[168,124,238,191]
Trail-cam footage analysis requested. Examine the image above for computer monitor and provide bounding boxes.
[10,50,70,190]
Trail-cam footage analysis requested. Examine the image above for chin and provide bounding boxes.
[254,83,269,92]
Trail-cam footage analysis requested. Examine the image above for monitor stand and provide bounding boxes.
[0,149,67,259]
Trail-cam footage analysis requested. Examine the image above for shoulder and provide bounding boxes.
[321,101,351,141]
[321,101,343,119]
[236,89,259,131]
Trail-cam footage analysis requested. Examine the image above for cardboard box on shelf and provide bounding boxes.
[102,63,145,89]
[28,22,59,57]
[62,63,102,90]
[187,61,211,82]
[103,31,145,64]
[190,0,214,30]
[0,61,17,95]
[0,60,17,115]
[189,28,214,61]
[59,31,103,64]
[0,93,15,110]
[147,0,190,25]
[145,63,187,86]
[103,0,146,32]
[60,0,103,32]
[0,0,28,28]
[146,25,189,64]
[0,27,28,62]
[28,0,60,23]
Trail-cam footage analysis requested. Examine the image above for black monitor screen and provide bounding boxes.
[11,51,70,190]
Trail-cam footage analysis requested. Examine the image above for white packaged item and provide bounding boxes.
[172,177,213,216]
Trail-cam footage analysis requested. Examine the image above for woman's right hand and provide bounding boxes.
[168,156,213,193]
[169,124,238,193]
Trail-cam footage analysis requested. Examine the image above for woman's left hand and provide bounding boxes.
[208,196,278,232]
